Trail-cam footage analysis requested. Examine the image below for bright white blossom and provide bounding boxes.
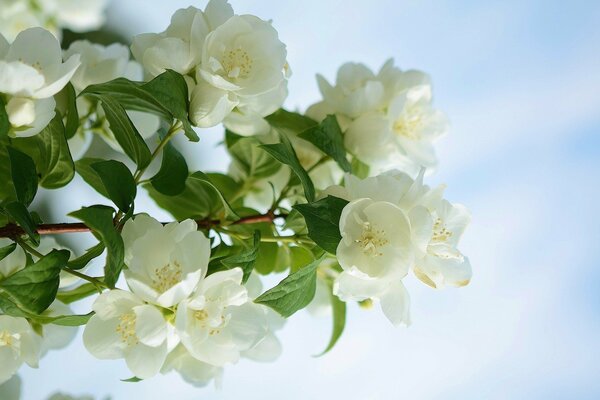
[175,268,271,366]
[63,40,160,158]
[0,0,108,42]
[131,1,233,78]
[307,59,447,174]
[0,315,41,385]
[121,215,210,308]
[0,28,80,137]
[83,289,169,379]
[191,14,289,128]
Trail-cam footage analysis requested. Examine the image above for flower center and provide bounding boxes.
[115,313,138,346]
[432,218,453,242]
[194,309,229,336]
[222,47,253,79]
[355,222,389,257]
[0,330,16,348]
[393,107,423,140]
[152,261,182,293]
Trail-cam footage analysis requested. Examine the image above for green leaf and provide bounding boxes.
[81,78,171,120]
[0,249,69,314]
[351,157,370,179]
[75,157,110,197]
[255,256,324,317]
[67,242,105,271]
[0,242,17,261]
[219,230,260,283]
[228,135,282,180]
[293,196,349,254]
[69,206,124,288]
[121,377,143,383]
[316,280,346,356]
[89,94,152,167]
[0,96,10,138]
[190,172,238,220]
[299,115,351,173]
[3,202,39,244]
[48,312,94,326]
[11,114,75,189]
[260,133,315,202]
[56,283,99,304]
[7,146,38,206]
[142,70,198,142]
[91,160,136,212]
[265,109,318,137]
[150,140,188,196]
[146,172,239,221]
[63,83,79,139]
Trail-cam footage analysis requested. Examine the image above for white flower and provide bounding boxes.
[175,268,271,366]
[309,59,446,174]
[121,215,210,308]
[64,40,159,158]
[334,198,413,326]
[0,374,20,400]
[38,0,108,34]
[191,14,288,127]
[0,315,41,385]
[0,0,107,42]
[83,289,169,379]
[0,28,80,137]
[131,0,234,78]
[412,196,472,289]
[386,84,448,172]
[0,28,80,99]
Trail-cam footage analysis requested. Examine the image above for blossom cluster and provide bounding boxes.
[0,0,472,390]
[83,215,282,385]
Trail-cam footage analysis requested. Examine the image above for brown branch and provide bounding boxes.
[0,212,287,239]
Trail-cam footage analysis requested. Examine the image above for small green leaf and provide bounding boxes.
[48,312,94,326]
[142,70,198,142]
[69,206,124,288]
[351,157,370,179]
[0,242,17,261]
[121,376,143,383]
[75,157,110,197]
[299,115,351,173]
[7,147,38,206]
[91,160,136,212]
[316,280,346,356]
[67,242,105,270]
[56,283,99,304]
[219,230,260,283]
[265,109,318,137]
[63,83,79,139]
[228,135,282,180]
[3,202,39,244]
[260,133,315,202]
[150,140,188,196]
[255,256,324,317]
[293,196,349,254]
[146,172,238,221]
[89,94,152,168]
[0,249,69,314]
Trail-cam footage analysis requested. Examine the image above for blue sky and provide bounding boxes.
[13,0,600,398]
